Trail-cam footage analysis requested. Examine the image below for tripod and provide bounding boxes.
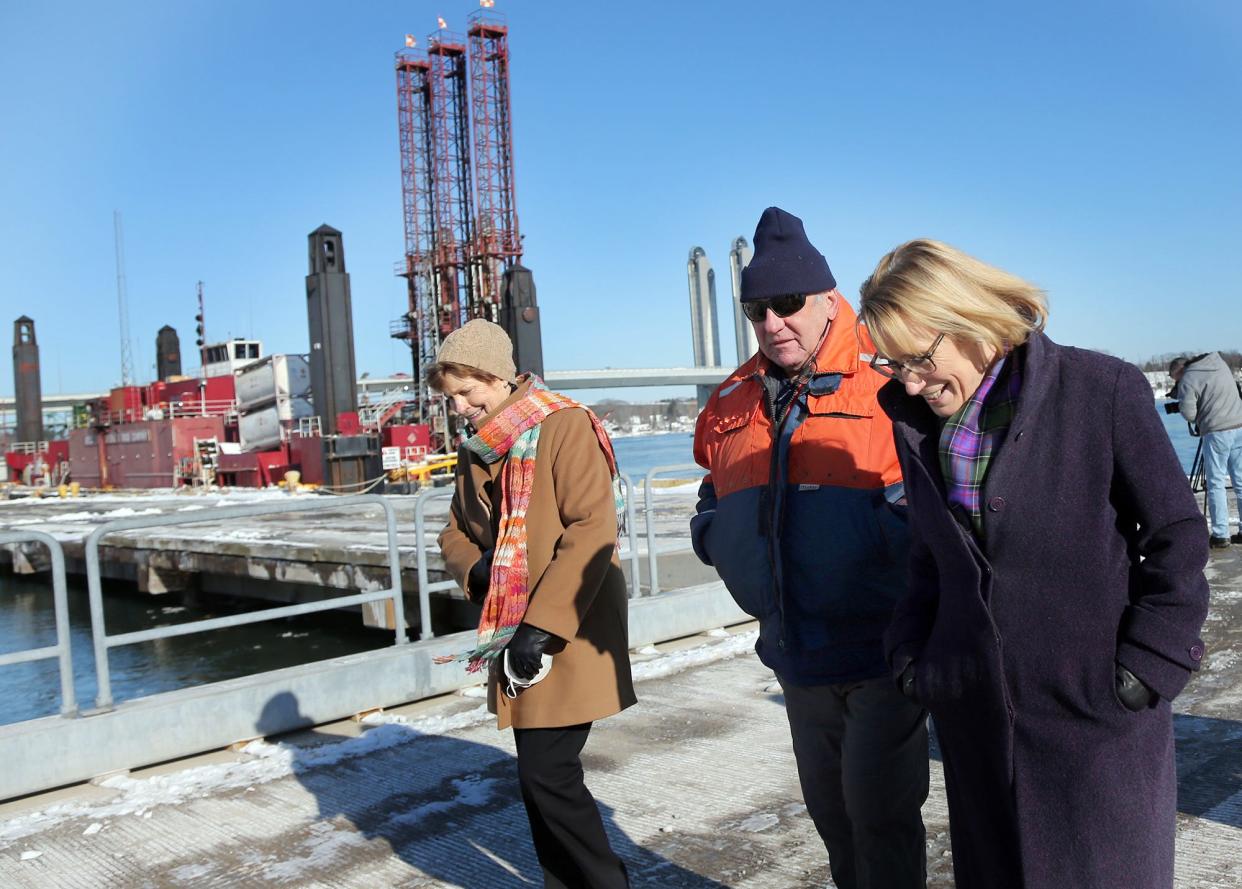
[1188,426,1207,515]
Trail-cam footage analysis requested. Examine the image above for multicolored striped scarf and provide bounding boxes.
[939,354,1022,537]
[451,375,621,673]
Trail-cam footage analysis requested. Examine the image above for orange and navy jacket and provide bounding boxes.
[691,300,911,684]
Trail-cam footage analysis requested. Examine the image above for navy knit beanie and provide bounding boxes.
[740,207,836,301]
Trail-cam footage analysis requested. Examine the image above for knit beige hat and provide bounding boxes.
[434,319,517,382]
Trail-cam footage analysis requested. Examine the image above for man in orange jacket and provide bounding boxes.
[692,207,929,889]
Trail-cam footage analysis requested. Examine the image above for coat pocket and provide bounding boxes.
[701,489,773,619]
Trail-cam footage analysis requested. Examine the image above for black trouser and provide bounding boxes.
[781,675,930,889]
[513,722,630,889]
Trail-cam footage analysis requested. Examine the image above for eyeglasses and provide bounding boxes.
[741,294,808,323]
[870,333,945,380]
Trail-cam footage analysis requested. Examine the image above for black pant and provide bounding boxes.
[513,722,630,889]
[781,675,930,889]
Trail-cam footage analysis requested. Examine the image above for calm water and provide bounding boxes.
[0,417,1200,726]
[0,576,391,725]
[611,431,702,481]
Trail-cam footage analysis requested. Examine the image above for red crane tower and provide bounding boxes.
[426,28,478,327]
[392,10,539,440]
[467,9,523,313]
[393,47,434,398]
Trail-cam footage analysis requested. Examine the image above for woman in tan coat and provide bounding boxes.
[431,319,636,889]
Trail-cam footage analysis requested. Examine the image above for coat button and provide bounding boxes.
[988,496,1006,512]
[1189,644,1204,662]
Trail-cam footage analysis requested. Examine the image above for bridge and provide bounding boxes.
[0,367,733,419]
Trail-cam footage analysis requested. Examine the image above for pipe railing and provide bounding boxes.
[414,488,458,640]
[644,463,704,596]
[85,495,407,710]
[410,471,646,636]
[0,530,78,716]
[618,473,641,598]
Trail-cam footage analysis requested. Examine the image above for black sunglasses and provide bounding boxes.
[741,294,808,323]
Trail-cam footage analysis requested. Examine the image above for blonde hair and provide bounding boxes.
[858,239,1048,360]
[426,360,505,393]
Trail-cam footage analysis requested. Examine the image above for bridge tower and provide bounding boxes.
[687,247,722,408]
[729,237,757,363]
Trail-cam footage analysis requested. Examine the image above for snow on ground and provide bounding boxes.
[0,629,757,848]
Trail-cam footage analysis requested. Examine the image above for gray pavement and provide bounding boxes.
[0,530,1239,886]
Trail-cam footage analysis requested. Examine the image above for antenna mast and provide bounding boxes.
[113,211,135,385]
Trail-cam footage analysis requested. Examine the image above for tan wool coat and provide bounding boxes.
[438,383,637,730]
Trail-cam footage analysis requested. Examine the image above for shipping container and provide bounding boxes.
[238,398,315,451]
[234,354,312,412]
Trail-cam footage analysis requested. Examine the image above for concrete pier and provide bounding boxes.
[0,488,716,631]
[0,544,1239,887]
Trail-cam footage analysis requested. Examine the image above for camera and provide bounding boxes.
[1164,401,1181,415]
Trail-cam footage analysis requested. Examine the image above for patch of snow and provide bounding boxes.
[261,821,371,882]
[630,630,757,683]
[736,812,779,832]
[0,630,759,847]
[82,823,103,836]
[19,850,42,861]
[0,713,480,848]
[388,774,500,828]
[649,481,702,494]
[170,862,214,881]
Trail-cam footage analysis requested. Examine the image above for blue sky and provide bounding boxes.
[1,1,1239,403]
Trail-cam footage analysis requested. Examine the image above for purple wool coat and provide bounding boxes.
[879,332,1209,889]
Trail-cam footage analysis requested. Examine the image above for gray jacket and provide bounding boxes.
[1176,351,1242,433]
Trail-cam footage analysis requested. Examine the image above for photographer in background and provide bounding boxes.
[1169,353,1242,548]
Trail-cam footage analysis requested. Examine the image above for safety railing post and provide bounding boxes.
[414,488,456,640]
[618,473,641,598]
[0,530,78,716]
[83,494,411,712]
[380,497,409,645]
[643,463,705,597]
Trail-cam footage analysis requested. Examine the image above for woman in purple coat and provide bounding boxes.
[857,239,1209,889]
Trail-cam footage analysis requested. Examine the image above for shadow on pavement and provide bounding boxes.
[257,691,729,888]
[1174,712,1242,828]
[764,688,1241,828]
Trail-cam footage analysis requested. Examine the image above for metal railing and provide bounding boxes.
[618,473,641,598]
[410,471,646,637]
[414,488,457,640]
[84,495,408,710]
[644,463,704,596]
[0,531,78,716]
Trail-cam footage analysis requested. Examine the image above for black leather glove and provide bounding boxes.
[466,549,493,602]
[506,623,557,681]
[1115,663,1157,712]
[898,662,918,701]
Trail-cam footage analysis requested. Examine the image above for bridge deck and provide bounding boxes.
[0,544,1239,887]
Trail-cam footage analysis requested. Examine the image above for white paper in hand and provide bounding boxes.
[502,650,553,698]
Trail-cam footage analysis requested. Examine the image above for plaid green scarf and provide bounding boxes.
[939,355,1022,537]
